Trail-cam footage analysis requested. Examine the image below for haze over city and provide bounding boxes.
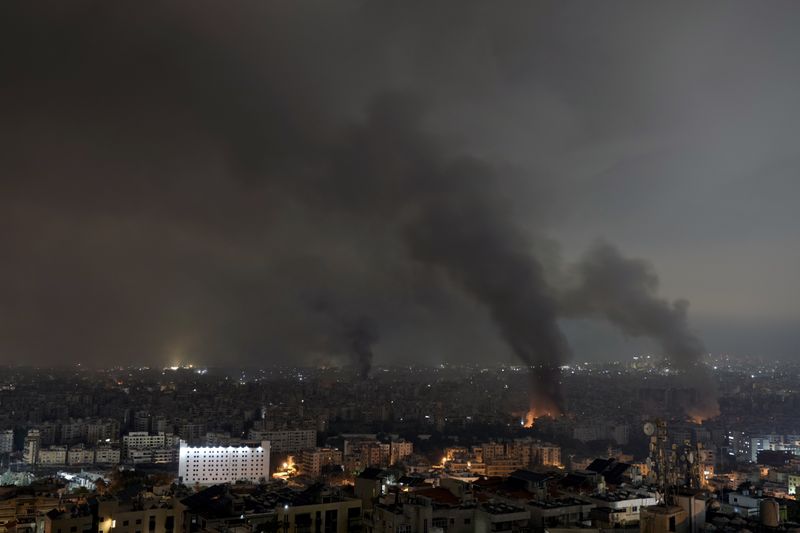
[2,3,800,533]
[3,2,800,371]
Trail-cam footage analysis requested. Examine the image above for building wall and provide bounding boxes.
[39,513,93,533]
[96,499,182,533]
[94,446,121,465]
[0,493,60,533]
[276,499,361,533]
[248,429,315,454]
[67,447,95,465]
[178,440,270,485]
[390,441,413,465]
[300,448,343,477]
[23,431,40,464]
[38,446,67,465]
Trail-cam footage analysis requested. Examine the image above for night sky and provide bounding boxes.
[2,2,799,368]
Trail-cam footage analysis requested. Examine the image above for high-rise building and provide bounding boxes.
[0,429,14,454]
[133,411,151,433]
[178,440,270,486]
[60,420,87,445]
[389,440,413,465]
[300,447,343,477]
[24,429,41,464]
[86,419,120,444]
[178,423,206,444]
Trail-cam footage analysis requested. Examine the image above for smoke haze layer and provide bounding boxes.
[560,243,719,414]
[4,1,795,412]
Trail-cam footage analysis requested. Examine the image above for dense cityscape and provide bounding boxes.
[0,356,798,531]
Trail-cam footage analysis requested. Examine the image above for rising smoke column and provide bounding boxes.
[322,97,572,414]
[307,295,379,379]
[345,317,378,379]
[403,170,571,414]
[560,242,719,419]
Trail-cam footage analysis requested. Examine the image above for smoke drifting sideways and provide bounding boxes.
[560,243,720,420]
[0,3,718,418]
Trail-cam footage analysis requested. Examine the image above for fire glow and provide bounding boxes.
[522,403,561,428]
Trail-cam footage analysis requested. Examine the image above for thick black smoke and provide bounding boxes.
[345,317,379,380]
[560,243,719,416]
[402,157,570,412]
[0,2,721,415]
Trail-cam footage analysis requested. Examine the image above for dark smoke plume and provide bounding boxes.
[320,97,572,408]
[307,295,378,378]
[345,317,379,380]
[560,242,719,417]
[0,3,722,417]
[402,157,571,413]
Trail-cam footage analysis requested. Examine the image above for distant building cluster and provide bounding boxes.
[442,438,561,478]
[22,429,120,466]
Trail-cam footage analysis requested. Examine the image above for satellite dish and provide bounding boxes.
[643,422,655,436]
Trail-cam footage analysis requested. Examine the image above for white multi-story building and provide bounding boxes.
[38,445,68,465]
[248,429,315,453]
[178,440,270,485]
[123,431,174,449]
[67,445,96,465]
[122,431,178,458]
[94,444,121,464]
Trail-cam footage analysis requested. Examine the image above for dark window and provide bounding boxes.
[669,516,676,532]
[295,513,312,533]
[324,509,338,533]
[122,522,129,527]
[149,517,156,532]
[71,527,77,533]
[135,520,141,525]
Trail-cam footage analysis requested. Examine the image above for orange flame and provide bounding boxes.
[524,410,536,428]
[523,405,560,428]
[687,403,720,424]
